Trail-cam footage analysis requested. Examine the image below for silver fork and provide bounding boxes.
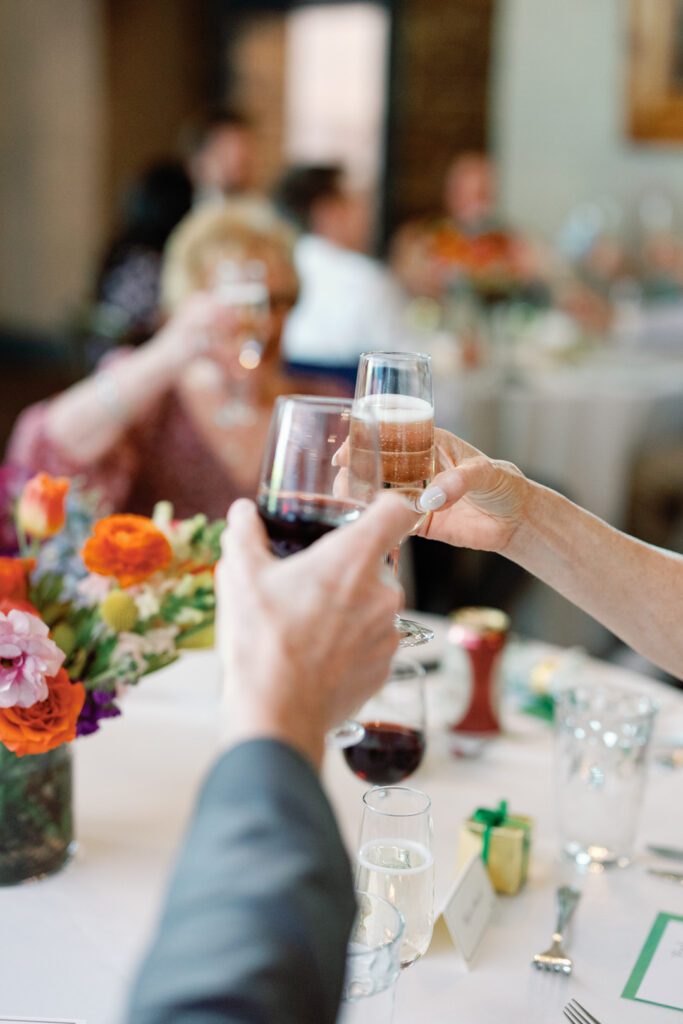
[564,998,603,1024]
[532,885,581,974]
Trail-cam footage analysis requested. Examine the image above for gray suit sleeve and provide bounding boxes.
[127,739,356,1024]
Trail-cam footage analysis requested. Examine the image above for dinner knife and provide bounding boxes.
[647,844,683,862]
[647,867,683,884]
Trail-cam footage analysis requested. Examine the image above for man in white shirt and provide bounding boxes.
[273,165,409,382]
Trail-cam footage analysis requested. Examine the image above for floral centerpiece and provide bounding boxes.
[0,471,222,885]
[430,224,548,307]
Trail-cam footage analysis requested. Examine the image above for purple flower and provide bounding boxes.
[76,688,122,736]
[0,609,65,708]
[0,465,29,555]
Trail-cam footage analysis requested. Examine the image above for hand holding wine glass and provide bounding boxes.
[217,493,416,767]
[256,395,415,746]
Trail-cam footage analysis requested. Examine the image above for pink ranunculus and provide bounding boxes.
[0,610,65,709]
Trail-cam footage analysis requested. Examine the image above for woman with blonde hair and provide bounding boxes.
[8,203,341,517]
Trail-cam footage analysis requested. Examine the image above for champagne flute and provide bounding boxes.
[257,395,381,746]
[355,786,434,968]
[213,258,269,427]
[354,351,435,647]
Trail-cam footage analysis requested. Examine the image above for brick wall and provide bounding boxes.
[104,0,207,228]
[386,0,495,234]
[225,14,287,191]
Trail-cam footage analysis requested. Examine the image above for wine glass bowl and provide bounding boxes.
[344,660,426,786]
[257,395,380,557]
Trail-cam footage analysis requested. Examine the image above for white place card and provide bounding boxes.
[622,912,683,1012]
[440,852,496,966]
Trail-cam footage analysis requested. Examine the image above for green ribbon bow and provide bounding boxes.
[472,799,509,864]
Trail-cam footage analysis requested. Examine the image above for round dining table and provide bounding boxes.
[1,616,682,1024]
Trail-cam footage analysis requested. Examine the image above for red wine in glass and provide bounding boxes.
[343,721,426,785]
[257,493,364,559]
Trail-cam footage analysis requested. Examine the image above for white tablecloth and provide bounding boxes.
[1,627,682,1024]
[434,350,683,528]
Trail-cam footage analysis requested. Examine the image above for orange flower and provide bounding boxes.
[82,514,172,587]
[0,668,85,757]
[16,473,70,539]
[0,597,40,617]
[0,557,35,603]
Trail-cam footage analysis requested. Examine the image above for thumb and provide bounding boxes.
[223,499,273,568]
[348,493,418,561]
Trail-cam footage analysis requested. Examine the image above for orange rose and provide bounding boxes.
[0,557,35,603]
[0,668,85,757]
[16,473,70,539]
[82,514,172,587]
[0,597,40,617]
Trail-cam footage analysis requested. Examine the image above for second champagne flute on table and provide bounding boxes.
[355,786,435,968]
[353,351,435,647]
[257,394,382,745]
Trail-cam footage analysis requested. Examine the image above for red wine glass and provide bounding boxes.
[257,394,382,747]
[344,659,426,785]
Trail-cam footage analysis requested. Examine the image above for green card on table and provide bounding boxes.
[622,912,683,1013]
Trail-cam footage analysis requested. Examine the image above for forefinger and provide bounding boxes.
[434,428,482,471]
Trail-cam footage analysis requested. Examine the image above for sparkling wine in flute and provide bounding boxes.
[351,395,435,508]
[356,837,435,967]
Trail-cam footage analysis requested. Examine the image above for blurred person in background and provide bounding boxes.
[393,152,610,331]
[392,151,550,306]
[443,151,500,236]
[83,161,193,365]
[182,108,261,207]
[273,164,409,385]
[8,204,338,519]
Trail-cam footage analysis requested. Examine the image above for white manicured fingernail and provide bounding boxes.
[418,486,446,512]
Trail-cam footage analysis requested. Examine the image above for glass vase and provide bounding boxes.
[0,743,75,885]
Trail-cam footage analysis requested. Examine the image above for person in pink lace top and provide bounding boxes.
[8,203,346,519]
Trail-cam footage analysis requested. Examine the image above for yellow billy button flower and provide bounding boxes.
[51,622,76,658]
[100,590,138,632]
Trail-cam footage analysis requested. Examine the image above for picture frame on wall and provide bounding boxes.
[629,0,683,141]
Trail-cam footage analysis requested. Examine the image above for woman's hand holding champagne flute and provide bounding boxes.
[354,351,436,647]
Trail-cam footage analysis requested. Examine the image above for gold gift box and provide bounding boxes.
[457,813,533,895]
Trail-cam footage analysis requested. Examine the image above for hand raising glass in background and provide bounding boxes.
[213,258,269,427]
[354,351,435,647]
